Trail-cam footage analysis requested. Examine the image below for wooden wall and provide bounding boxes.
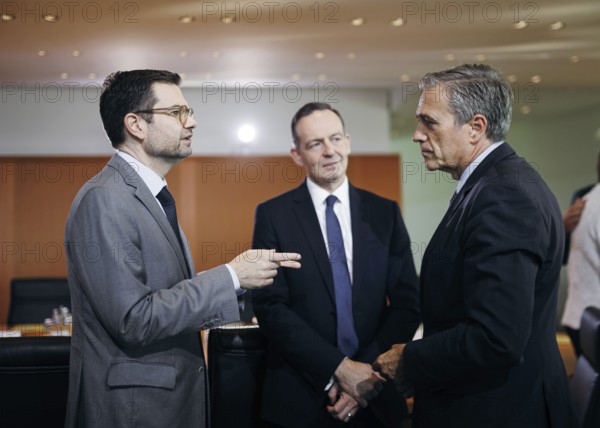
[0,155,401,322]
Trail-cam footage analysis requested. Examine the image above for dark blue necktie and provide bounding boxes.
[325,195,359,357]
[156,186,185,253]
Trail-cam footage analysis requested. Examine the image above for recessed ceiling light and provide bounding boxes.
[221,16,235,24]
[549,21,565,31]
[88,73,96,80]
[43,14,59,23]
[350,17,365,26]
[520,106,531,115]
[347,52,357,60]
[317,74,327,81]
[475,54,486,62]
[570,55,580,63]
[445,53,455,61]
[60,72,69,80]
[400,74,411,82]
[530,75,542,84]
[390,18,404,27]
[180,73,186,79]
[72,50,81,57]
[506,74,517,83]
[291,73,301,81]
[179,51,188,58]
[538,52,551,59]
[212,51,221,58]
[37,50,47,57]
[315,52,326,59]
[1,14,16,21]
[205,73,213,80]
[513,20,528,29]
[178,15,195,24]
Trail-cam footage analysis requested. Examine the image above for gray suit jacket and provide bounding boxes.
[64,154,240,428]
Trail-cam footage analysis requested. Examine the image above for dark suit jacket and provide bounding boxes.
[252,181,420,428]
[403,143,577,428]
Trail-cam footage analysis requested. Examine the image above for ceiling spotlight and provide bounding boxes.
[506,74,518,83]
[37,50,47,57]
[88,73,97,80]
[237,124,256,143]
[72,50,81,57]
[179,51,188,58]
[1,14,16,21]
[43,14,59,23]
[179,73,186,79]
[178,15,195,24]
[570,55,580,63]
[291,73,301,81]
[520,106,531,115]
[347,52,357,60]
[221,16,235,24]
[212,51,221,58]
[390,18,405,27]
[315,52,326,60]
[513,20,528,29]
[445,53,455,61]
[475,54,486,62]
[60,72,69,80]
[350,17,365,26]
[400,74,411,82]
[530,75,542,84]
[549,21,565,31]
[317,74,327,81]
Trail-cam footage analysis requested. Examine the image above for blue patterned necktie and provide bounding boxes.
[156,186,185,253]
[325,195,359,357]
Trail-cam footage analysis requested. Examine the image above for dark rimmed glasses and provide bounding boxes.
[135,105,194,126]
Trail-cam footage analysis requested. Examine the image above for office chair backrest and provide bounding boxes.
[0,336,71,428]
[208,324,268,428]
[7,278,70,324]
[569,306,600,428]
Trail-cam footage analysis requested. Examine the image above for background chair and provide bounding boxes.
[569,306,600,427]
[208,323,268,428]
[0,336,71,428]
[7,278,70,324]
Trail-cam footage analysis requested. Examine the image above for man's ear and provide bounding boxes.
[124,113,146,141]
[290,146,303,166]
[346,133,351,155]
[469,114,487,144]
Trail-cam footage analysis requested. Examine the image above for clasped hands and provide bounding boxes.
[327,344,412,423]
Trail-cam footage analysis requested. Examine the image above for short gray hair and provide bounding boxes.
[420,64,513,143]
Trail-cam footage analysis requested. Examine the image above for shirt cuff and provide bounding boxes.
[225,264,245,296]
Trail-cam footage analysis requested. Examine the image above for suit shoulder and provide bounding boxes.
[353,186,398,208]
[256,187,298,211]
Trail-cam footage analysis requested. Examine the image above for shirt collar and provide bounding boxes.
[306,175,350,208]
[116,150,167,197]
[455,141,504,194]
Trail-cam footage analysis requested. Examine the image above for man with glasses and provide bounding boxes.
[64,69,301,428]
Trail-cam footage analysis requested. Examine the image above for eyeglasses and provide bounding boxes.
[134,105,194,126]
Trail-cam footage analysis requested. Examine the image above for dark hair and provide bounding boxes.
[290,102,345,147]
[420,64,513,142]
[99,69,181,148]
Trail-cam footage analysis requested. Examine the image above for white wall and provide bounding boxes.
[0,84,389,155]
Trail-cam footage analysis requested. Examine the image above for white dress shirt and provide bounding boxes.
[454,141,504,195]
[562,183,600,329]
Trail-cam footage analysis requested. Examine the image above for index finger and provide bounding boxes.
[271,252,301,262]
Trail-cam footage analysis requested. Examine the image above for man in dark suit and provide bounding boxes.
[64,69,300,428]
[252,102,420,428]
[374,64,577,427]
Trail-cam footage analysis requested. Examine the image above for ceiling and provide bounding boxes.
[1,0,599,96]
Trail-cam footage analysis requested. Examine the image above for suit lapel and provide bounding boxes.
[349,185,368,304]
[108,155,191,278]
[291,182,336,304]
